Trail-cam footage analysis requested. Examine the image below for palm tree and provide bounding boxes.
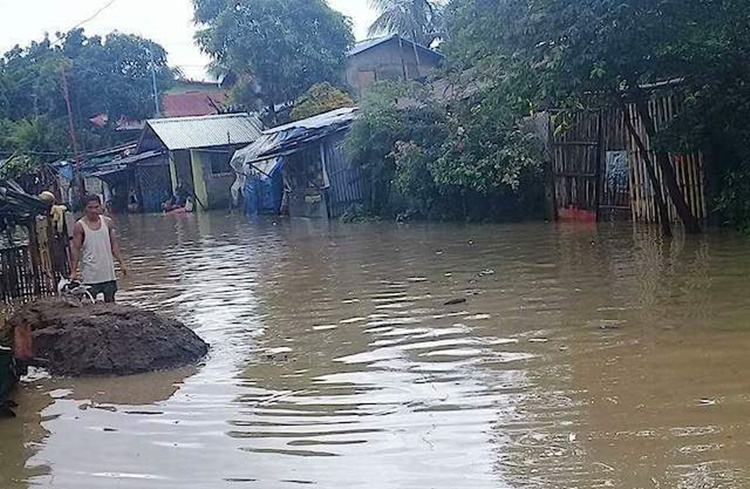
[367,0,442,47]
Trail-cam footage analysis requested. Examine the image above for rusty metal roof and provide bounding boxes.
[142,113,263,151]
[161,91,228,118]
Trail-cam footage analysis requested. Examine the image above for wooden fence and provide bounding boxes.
[549,94,707,224]
[0,217,68,305]
[626,97,707,223]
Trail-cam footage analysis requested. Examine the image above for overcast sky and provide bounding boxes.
[0,0,378,80]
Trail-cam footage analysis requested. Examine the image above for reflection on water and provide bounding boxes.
[1,213,749,488]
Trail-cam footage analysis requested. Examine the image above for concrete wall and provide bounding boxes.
[346,39,441,97]
[189,148,238,210]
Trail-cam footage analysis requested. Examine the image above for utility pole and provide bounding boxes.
[147,48,160,117]
[61,68,85,203]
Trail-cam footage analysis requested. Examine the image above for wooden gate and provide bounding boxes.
[550,111,602,222]
[549,96,704,224]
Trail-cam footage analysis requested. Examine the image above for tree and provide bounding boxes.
[64,30,174,122]
[193,0,354,123]
[345,78,544,220]
[443,0,750,233]
[290,82,354,121]
[0,29,175,166]
[368,0,443,46]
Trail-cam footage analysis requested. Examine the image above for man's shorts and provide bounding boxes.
[87,281,118,303]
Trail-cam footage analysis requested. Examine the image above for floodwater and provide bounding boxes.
[1,213,750,489]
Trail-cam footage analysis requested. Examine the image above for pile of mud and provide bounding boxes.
[7,299,209,377]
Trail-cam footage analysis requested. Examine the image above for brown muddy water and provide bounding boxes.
[1,212,750,489]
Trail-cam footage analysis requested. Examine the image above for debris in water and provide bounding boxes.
[529,338,549,343]
[698,398,718,406]
[443,298,467,306]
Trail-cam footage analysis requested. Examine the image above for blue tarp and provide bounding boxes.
[229,107,360,217]
[243,157,283,216]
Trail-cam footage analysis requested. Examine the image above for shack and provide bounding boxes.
[80,149,170,214]
[230,108,367,219]
[347,35,444,97]
[546,93,707,224]
[0,182,67,305]
[137,113,263,210]
[74,142,171,214]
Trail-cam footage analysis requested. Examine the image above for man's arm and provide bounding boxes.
[106,217,127,276]
[69,222,84,281]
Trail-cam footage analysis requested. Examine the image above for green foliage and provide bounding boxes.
[340,203,380,223]
[290,83,354,121]
[715,170,750,232]
[368,0,444,46]
[433,89,541,194]
[442,0,750,229]
[345,82,445,215]
[0,29,174,164]
[345,77,544,221]
[194,0,354,119]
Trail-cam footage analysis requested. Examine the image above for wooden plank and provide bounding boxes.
[553,172,598,178]
[551,141,599,147]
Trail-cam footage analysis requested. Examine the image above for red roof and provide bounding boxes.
[161,91,228,118]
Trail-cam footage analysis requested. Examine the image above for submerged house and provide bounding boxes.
[230,107,366,219]
[79,147,170,214]
[346,35,444,97]
[137,113,263,210]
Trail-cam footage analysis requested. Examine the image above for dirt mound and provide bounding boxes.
[8,299,209,377]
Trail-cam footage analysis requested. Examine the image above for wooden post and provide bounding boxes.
[61,69,85,204]
[632,92,701,234]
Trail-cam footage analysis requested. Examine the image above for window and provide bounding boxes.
[208,151,232,175]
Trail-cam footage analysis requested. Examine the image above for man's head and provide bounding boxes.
[82,194,102,218]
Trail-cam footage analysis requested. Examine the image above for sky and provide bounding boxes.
[0,0,379,80]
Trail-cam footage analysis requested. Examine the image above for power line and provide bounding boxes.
[71,0,119,30]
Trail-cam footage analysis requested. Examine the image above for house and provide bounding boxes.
[230,107,366,219]
[108,79,229,133]
[161,79,228,118]
[137,113,263,210]
[346,35,444,97]
[80,148,170,214]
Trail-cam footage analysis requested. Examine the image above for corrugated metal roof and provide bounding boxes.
[145,113,263,151]
[348,34,444,59]
[231,107,358,166]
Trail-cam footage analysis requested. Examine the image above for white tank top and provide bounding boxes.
[79,216,117,284]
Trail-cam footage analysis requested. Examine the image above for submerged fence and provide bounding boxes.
[626,96,707,224]
[549,94,707,224]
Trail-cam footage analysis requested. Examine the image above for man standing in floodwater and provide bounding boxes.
[69,194,127,303]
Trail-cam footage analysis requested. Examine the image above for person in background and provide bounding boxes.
[174,184,189,207]
[127,188,140,213]
[162,188,177,212]
[69,194,127,303]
